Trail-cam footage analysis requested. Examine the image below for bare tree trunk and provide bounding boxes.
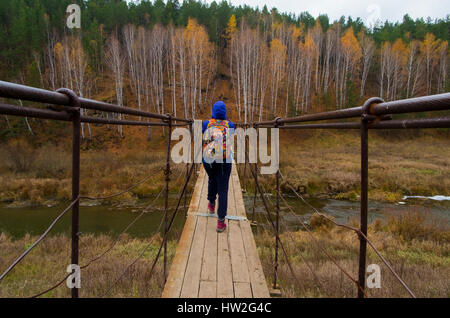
[105,30,126,137]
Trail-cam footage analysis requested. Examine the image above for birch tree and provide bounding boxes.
[148,24,167,116]
[406,40,419,98]
[437,41,448,93]
[136,26,151,139]
[123,24,141,111]
[339,27,361,107]
[52,35,92,138]
[183,18,215,118]
[311,19,323,94]
[420,33,441,95]
[105,31,126,137]
[300,33,317,112]
[358,30,375,98]
[380,39,407,100]
[268,38,286,116]
[322,27,334,95]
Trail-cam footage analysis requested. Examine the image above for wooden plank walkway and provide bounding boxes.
[162,164,270,298]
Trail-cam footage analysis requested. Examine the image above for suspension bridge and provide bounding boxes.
[0,80,449,298]
[163,165,269,298]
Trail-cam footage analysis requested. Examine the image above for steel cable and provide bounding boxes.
[243,155,307,294]
[246,157,366,296]
[0,197,80,283]
[30,167,187,298]
[100,162,196,297]
[30,164,186,296]
[250,163,367,296]
[30,187,166,298]
[279,170,416,298]
[80,170,158,201]
[246,163,328,296]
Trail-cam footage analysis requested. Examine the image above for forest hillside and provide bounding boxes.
[0,0,449,144]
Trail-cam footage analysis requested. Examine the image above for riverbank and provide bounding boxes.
[240,130,450,203]
[0,131,449,207]
[0,138,192,207]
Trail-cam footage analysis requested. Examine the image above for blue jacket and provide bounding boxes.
[202,101,235,133]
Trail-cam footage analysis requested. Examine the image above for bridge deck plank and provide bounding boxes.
[161,167,205,298]
[162,164,269,298]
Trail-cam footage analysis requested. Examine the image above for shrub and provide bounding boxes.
[309,213,336,230]
[335,191,359,201]
[369,218,384,232]
[385,209,449,243]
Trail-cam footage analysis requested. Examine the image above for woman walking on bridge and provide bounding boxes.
[202,101,235,233]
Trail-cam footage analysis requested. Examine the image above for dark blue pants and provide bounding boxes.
[202,162,232,221]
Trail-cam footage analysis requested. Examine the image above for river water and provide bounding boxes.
[243,194,450,232]
[0,195,448,239]
[0,194,188,239]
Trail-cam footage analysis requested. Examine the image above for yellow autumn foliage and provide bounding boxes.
[341,26,362,64]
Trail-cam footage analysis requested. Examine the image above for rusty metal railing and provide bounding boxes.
[1,79,449,298]
[246,93,450,298]
[0,80,193,298]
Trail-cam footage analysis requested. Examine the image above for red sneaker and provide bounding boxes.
[207,202,215,214]
[217,220,227,233]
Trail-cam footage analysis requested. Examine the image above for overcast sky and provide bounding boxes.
[204,0,450,25]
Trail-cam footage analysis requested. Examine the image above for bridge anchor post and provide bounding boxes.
[269,288,282,297]
[273,118,281,292]
[273,169,280,291]
[57,88,81,299]
[250,124,258,226]
[163,116,173,284]
[358,97,384,298]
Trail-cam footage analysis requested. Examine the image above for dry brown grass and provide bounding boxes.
[2,130,449,205]
[385,209,450,243]
[0,211,448,298]
[275,130,450,201]
[255,209,450,298]
[0,233,175,298]
[0,140,190,206]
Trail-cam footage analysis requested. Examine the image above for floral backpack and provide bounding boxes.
[202,119,230,161]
